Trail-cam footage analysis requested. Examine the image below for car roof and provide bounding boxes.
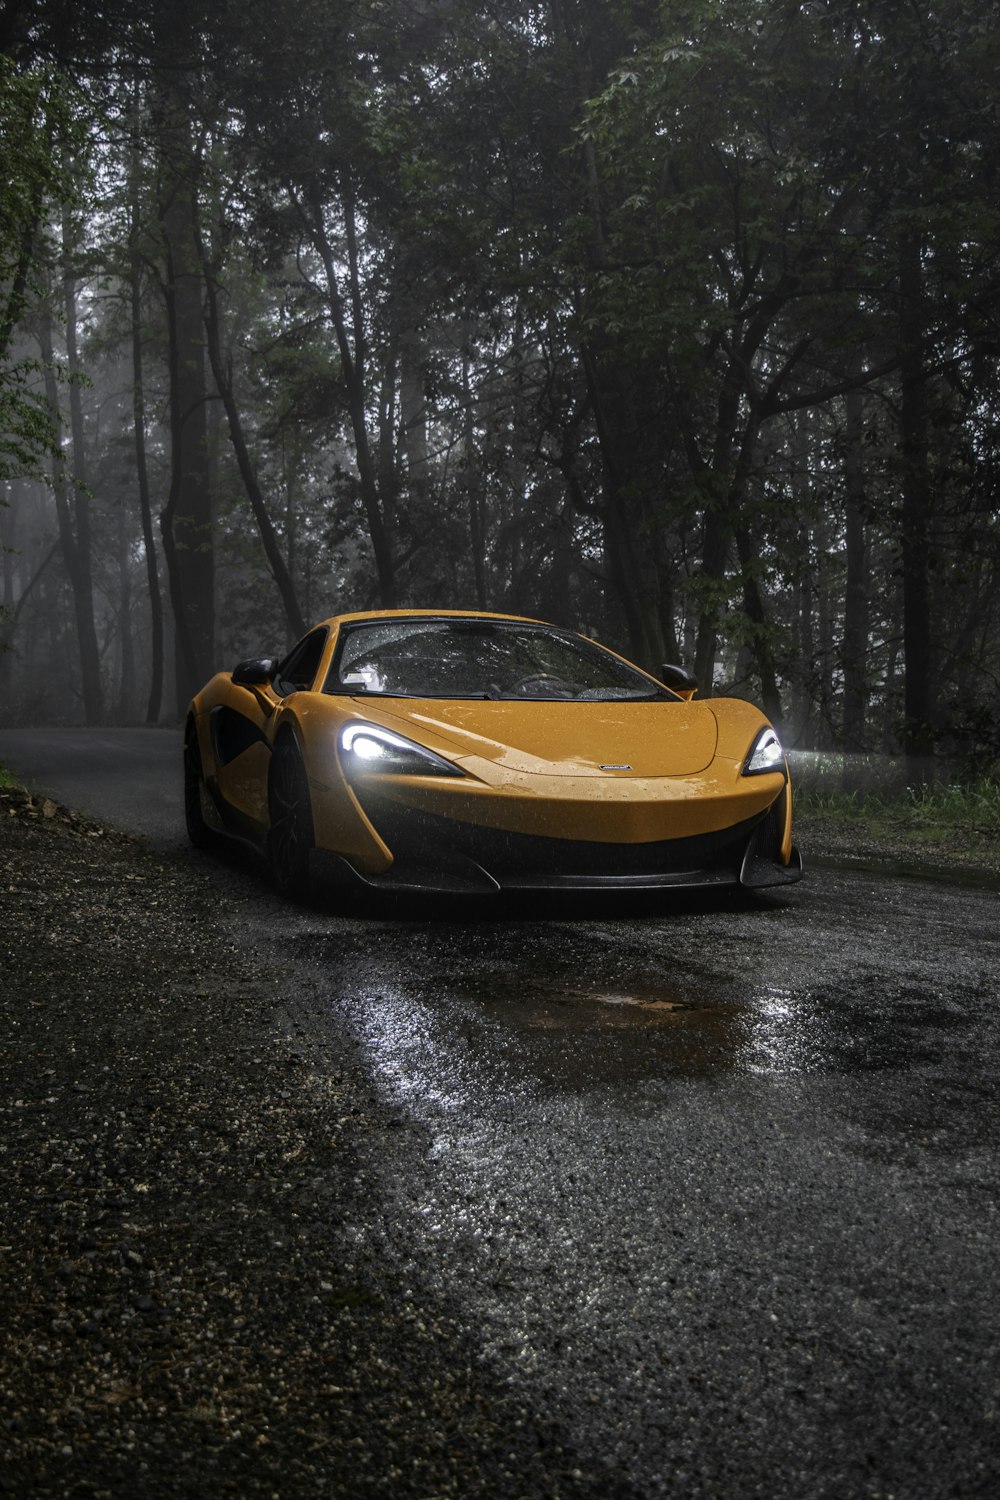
[316,609,551,630]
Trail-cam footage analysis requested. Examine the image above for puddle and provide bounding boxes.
[401,972,986,1091]
[456,975,709,1029]
[316,942,990,1106]
[427,974,745,1084]
[594,994,695,1012]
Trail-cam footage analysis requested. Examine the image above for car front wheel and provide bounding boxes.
[267,737,315,896]
[184,724,218,849]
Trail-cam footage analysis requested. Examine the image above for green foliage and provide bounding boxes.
[798,780,1000,833]
[1,56,85,484]
[0,365,56,482]
[574,5,886,379]
[0,57,79,317]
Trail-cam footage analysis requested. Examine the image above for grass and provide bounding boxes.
[797,778,1000,833]
[0,764,17,789]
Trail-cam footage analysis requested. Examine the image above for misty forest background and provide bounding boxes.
[2,0,999,775]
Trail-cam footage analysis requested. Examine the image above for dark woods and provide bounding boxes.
[2,1,999,771]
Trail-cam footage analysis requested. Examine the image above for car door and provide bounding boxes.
[214,629,328,829]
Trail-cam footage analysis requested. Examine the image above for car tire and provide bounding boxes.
[184,724,218,850]
[267,736,315,897]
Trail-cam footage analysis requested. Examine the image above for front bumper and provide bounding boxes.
[313,785,802,896]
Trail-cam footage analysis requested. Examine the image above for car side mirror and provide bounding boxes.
[661,662,698,698]
[232,656,277,687]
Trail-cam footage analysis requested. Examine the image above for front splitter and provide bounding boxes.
[310,809,802,896]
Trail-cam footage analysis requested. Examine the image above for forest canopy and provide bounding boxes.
[1,0,999,771]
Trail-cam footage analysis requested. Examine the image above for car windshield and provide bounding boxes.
[324,618,674,701]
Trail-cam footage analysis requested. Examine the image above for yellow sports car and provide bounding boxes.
[184,610,802,897]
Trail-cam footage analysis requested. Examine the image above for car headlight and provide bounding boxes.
[742,727,786,776]
[339,723,464,777]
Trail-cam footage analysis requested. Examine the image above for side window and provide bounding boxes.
[273,629,327,697]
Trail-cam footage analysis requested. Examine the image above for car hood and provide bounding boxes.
[369,698,719,778]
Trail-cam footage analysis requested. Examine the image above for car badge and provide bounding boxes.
[601,763,632,770]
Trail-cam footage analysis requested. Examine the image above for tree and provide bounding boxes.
[153,76,215,714]
[0,55,76,483]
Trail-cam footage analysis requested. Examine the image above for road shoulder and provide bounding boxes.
[796,808,1000,886]
[0,785,591,1499]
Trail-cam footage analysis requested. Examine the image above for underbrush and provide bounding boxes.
[796,778,1000,832]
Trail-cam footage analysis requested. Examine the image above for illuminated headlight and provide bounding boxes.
[742,728,785,776]
[339,723,464,777]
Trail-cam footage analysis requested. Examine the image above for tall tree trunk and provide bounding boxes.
[62,222,104,725]
[156,96,214,716]
[115,497,135,720]
[692,369,746,693]
[733,520,782,724]
[693,499,727,692]
[0,487,15,703]
[898,232,934,770]
[462,342,487,608]
[815,508,834,748]
[129,118,164,724]
[39,293,104,725]
[578,344,658,664]
[796,519,816,747]
[400,321,428,509]
[842,385,869,752]
[1,483,15,615]
[199,237,306,642]
[295,183,396,606]
[652,523,681,665]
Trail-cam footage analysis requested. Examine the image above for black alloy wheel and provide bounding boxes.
[267,737,315,896]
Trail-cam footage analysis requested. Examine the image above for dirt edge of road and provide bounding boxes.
[0,784,613,1500]
[794,807,1000,887]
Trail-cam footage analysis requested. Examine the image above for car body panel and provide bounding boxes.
[372,699,720,777]
[349,762,785,843]
[185,610,802,895]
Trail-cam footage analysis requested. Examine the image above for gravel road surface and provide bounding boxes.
[1,730,998,1499]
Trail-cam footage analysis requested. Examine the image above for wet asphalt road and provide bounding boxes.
[278,881,1000,1499]
[2,727,999,1497]
[0,727,183,848]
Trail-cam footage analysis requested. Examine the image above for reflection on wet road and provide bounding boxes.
[287,868,999,1498]
[321,893,992,1097]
